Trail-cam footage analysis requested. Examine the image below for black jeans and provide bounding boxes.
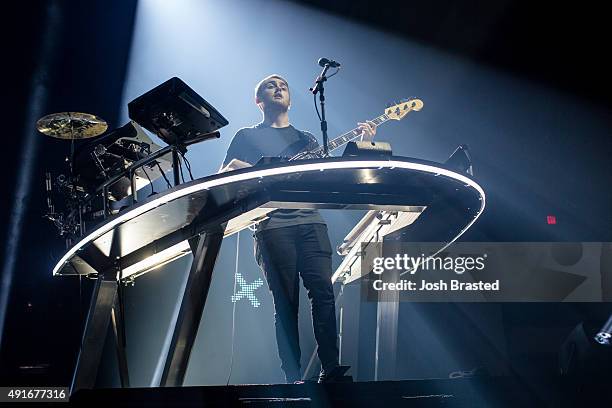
[255,223,339,382]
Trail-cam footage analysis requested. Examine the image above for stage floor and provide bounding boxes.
[70,375,608,407]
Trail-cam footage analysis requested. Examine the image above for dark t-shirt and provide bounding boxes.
[222,123,326,231]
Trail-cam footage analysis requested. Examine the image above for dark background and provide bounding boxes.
[1,0,611,386]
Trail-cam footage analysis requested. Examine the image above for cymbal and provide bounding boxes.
[36,112,108,140]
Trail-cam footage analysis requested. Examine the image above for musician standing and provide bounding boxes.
[220,74,375,383]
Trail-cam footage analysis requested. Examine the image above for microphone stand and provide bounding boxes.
[310,64,331,157]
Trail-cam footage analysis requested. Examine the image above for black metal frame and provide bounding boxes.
[70,227,227,393]
[63,158,485,394]
[160,228,225,386]
[70,271,127,392]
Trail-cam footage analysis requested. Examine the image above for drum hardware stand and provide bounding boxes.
[37,112,107,240]
[98,132,219,218]
[91,145,109,179]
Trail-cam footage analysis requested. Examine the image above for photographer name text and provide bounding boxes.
[372,279,500,292]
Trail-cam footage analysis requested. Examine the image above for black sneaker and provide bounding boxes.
[317,365,351,383]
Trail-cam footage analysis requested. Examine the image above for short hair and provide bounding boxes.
[254,74,289,101]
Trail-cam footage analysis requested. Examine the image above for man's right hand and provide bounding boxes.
[218,158,252,173]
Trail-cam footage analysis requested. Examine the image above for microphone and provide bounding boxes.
[318,57,341,68]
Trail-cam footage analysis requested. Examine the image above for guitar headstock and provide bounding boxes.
[385,97,424,121]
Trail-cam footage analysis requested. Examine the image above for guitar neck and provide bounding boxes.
[307,113,391,157]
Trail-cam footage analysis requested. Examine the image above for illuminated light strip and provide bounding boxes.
[53,160,486,276]
[121,240,192,279]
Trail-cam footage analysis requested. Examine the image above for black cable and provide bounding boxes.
[156,162,172,189]
[181,152,194,181]
[313,67,340,122]
[178,155,185,184]
[78,274,82,330]
[226,231,240,386]
[313,92,321,121]
[185,157,194,181]
[326,67,341,79]
[141,165,155,196]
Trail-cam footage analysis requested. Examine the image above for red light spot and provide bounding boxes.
[547,215,556,225]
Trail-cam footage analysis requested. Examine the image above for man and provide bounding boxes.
[220,74,375,383]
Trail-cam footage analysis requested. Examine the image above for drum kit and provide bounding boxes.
[38,77,228,246]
